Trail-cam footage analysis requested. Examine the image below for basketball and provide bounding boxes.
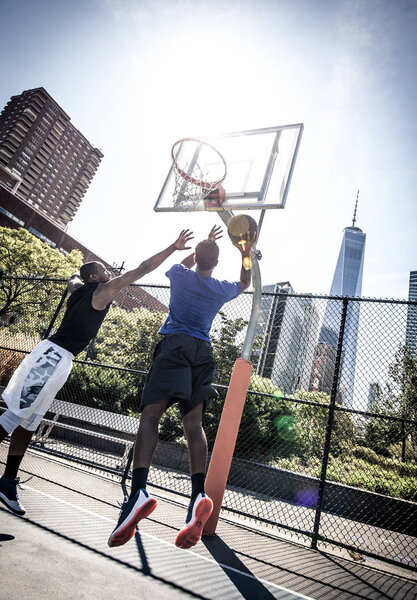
[227,214,258,246]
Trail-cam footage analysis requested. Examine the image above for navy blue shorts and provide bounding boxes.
[140,334,218,416]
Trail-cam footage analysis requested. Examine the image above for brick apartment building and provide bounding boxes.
[0,88,167,314]
[0,87,103,229]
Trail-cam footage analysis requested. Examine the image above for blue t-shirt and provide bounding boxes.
[159,264,241,342]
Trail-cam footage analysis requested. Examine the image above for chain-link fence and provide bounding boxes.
[0,276,416,570]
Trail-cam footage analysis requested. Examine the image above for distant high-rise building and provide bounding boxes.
[0,87,103,228]
[406,270,417,355]
[255,282,319,393]
[367,382,381,410]
[310,193,366,407]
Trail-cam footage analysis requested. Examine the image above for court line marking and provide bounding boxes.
[23,485,315,600]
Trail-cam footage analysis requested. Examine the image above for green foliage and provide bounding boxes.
[288,390,328,458]
[271,450,417,502]
[62,305,166,415]
[365,344,417,461]
[64,363,144,414]
[212,311,247,384]
[91,305,166,371]
[0,227,83,334]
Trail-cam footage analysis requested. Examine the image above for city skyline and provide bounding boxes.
[0,1,416,299]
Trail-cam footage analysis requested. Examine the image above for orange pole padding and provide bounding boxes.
[203,357,252,534]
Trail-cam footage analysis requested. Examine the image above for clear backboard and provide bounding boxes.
[154,123,303,212]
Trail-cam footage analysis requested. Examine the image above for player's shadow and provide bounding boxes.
[202,534,277,600]
[134,531,152,575]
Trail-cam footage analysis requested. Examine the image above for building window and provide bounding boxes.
[27,227,56,247]
[0,206,25,226]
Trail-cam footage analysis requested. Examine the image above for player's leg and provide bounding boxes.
[183,401,207,486]
[175,339,217,549]
[1,342,73,515]
[0,413,42,515]
[175,401,213,549]
[130,398,170,497]
[108,398,168,548]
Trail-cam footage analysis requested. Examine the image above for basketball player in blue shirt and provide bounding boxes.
[109,225,255,550]
[0,230,194,516]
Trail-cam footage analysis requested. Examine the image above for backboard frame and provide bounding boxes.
[154,123,304,212]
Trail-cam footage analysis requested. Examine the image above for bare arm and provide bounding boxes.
[239,253,252,292]
[181,225,223,269]
[233,232,257,293]
[92,230,193,309]
[67,274,83,294]
[181,253,196,269]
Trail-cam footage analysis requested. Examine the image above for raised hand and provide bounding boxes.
[208,225,223,242]
[174,229,194,251]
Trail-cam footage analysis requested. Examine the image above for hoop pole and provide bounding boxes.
[204,210,262,534]
[241,248,262,360]
[204,358,252,534]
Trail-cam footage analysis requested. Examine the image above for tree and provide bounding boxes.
[62,305,167,414]
[364,383,397,457]
[0,227,83,333]
[365,344,417,461]
[293,390,355,459]
[90,305,166,372]
[388,344,417,460]
[211,311,247,384]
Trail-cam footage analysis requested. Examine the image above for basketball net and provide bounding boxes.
[172,164,221,210]
[171,138,227,211]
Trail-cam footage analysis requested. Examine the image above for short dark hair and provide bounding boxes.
[195,240,219,271]
[79,261,101,283]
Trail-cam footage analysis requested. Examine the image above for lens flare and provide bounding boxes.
[295,488,319,508]
[274,415,298,441]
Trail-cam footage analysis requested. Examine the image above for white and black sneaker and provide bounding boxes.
[175,492,213,549]
[108,488,157,548]
[0,477,26,515]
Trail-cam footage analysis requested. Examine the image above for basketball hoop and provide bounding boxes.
[171,138,227,210]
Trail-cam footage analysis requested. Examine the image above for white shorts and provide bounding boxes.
[1,340,74,419]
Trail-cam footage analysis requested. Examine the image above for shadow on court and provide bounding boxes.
[1,449,416,600]
[1,508,207,600]
[202,534,278,600]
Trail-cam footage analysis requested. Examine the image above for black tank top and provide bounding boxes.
[49,282,110,356]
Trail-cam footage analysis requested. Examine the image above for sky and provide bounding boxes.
[1,0,416,299]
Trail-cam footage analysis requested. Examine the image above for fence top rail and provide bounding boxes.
[1,275,415,305]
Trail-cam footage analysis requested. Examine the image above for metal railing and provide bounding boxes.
[0,275,416,571]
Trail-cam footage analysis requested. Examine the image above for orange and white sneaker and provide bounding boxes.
[108,488,157,548]
[175,492,213,549]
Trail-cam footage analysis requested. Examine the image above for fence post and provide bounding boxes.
[121,446,133,487]
[311,297,349,550]
[42,286,69,340]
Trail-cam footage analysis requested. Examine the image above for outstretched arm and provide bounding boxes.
[67,274,83,294]
[181,225,223,269]
[233,232,257,293]
[92,230,194,309]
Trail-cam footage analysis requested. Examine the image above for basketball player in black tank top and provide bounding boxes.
[0,230,193,516]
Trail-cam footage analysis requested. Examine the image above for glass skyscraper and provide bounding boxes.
[254,283,319,394]
[311,206,366,407]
